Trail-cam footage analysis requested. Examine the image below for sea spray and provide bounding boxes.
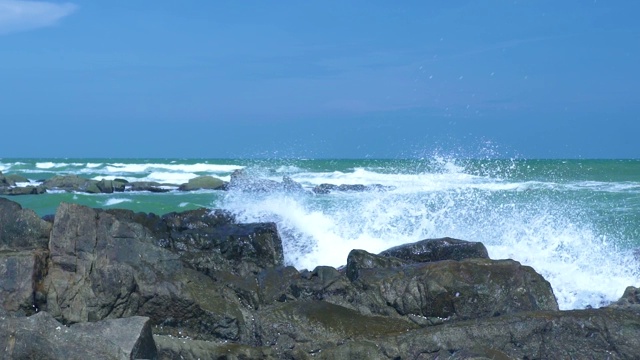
[222,158,639,310]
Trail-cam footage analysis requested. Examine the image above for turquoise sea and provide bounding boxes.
[1,157,639,310]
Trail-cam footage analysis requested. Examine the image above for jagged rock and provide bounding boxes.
[178,175,226,191]
[71,316,158,359]
[609,286,640,308]
[345,249,409,281]
[42,175,102,193]
[254,301,419,357]
[381,307,640,359]
[0,249,48,315]
[148,208,284,277]
[351,257,558,321]
[43,203,250,341]
[0,311,157,360]
[0,197,52,250]
[379,237,489,263]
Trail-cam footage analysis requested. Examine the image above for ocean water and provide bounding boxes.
[1,157,639,310]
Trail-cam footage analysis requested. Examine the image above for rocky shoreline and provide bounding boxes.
[0,170,393,196]
[1,196,640,359]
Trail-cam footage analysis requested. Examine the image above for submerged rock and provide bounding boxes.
[312,183,394,194]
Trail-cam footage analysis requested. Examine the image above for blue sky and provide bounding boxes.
[1,0,638,158]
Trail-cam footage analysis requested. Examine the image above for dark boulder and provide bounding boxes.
[379,237,489,263]
[178,175,226,191]
[0,197,51,250]
[42,203,250,341]
[0,171,9,186]
[609,286,640,308]
[0,311,158,359]
[382,307,640,359]
[96,179,127,193]
[139,208,284,277]
[351,256,558,321]
[345,249,408,281]
[71,315,158,359]
[253,300,419,357]
[0,249,48,315]
[0,172,29,187]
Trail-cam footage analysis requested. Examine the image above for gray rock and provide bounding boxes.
[154,335,273,360]
[352,257,559,321]
[43,203,250,341]
[0,249,48,315]
[0,197,52,250]
[152,208,284,277]
[178,175,226,191]
[0,185,46,195]
[345,249,408,281]
[72,316,158,359]
[0,311,152,359]
[382,307,640,359]
[127,181,172,193]
[379,237,489,263]
[96,179,127,193]
[43,175,102,193]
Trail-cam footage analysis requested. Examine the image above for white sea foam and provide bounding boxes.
[36,162,58,169]
[221,162,640,311]
[86,163,103,168]
[104,198,133,206]
[105,163,243,174]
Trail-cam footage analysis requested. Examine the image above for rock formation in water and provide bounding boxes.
[1,196,639,359]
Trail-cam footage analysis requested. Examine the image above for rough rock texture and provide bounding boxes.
[0,197,52,250]
[42,203,252,341]
[379,237,489,263]
[0,249,48,315]
[178,175,226,191]
[352,257,559,321]
[0,311,156,360]
[154,335,273,360]
[1,197,639,359]
[71,316,158,359]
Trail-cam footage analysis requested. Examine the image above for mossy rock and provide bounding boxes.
[179,176,225,191]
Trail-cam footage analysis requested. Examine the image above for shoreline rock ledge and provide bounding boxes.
[1,197,639,359]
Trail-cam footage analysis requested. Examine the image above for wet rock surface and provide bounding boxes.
[1,197,639,359]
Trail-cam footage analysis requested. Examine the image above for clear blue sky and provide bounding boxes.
[1,0,638,158]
